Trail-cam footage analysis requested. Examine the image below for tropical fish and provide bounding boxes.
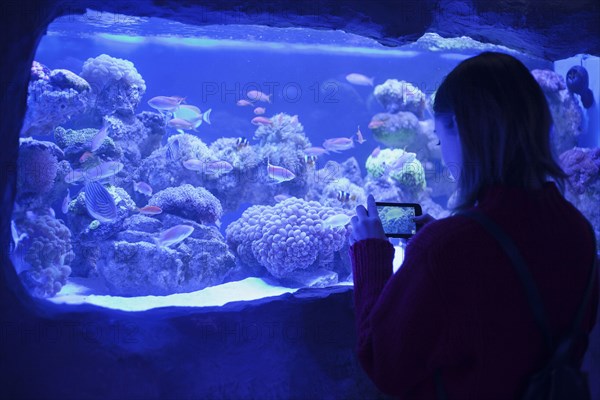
[337,190,357,203]
[205,160,233,175]
[182,159,204,171]
[156,225,194,248]
[79,151,95,163]
[83,161,124,182]
[133,181,153,196]
[251,116,273,126]
[173,106,212,128]
[236,99,254,106]
[148,96,185,112]
[61,189,71,214]
[138,205,162,215]
[345,73,374,86]
[267,160,295,183]
[304,155,317,167]
[355,125,366,144]
[166,138,180,160]
[253,107,266,115]
[246,90,271,103]
[368,119,385,129]
[323,213,352,228]
[84,181,117,223]
[168,118,197,130]
[173,104,201,119]
[236,137,249,149]
[322,137,354,153]
[371,146,381,158]
[90,123,109,152]
[304,147,328,156]
[274,194,292,202]
[64,168,85,184]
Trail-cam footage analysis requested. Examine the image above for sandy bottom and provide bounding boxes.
[48,244,404,312]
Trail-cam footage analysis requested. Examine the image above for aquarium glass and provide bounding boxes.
[10,10,598,311]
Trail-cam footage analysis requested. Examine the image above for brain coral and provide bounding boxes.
[149,184,223,224]
[226,197,351,279]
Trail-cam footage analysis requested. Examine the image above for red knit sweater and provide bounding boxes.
[351,182,598,399]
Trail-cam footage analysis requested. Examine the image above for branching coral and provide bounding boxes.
[226,197,351,279]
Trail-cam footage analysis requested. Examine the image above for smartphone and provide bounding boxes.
[375,202,422,238]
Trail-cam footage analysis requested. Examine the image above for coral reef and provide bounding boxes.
[373,79,427,118]
[31,61,51,81]
[17,138,61,196]
[134,133,212,193]
[96,214,236,296]
[559,147,600,251]
[319,178,366,210]
[148,184,223,225]
[365,148,426,201]
[54,125,122,166]
[254,113,310,174]
[21,65,90,136]
[12,213,74,298]
[369,111,427,150]
[67,185,136,277]
[50,69,91,93]
[226,197,352,285]
[531,69,583,155]
[15,138,69,212]
[80,54,146,117]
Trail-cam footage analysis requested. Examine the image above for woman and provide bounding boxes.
[349,52,598,399]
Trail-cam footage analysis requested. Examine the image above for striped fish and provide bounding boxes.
[84,181,117,223]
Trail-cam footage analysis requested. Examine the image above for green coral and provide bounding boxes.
[366,148,426,192]
[18,213,74,298]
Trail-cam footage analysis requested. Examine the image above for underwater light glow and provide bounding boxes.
[49,278,300,311]
[96,33,146,44]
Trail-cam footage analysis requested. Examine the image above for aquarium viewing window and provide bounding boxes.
[10,10,597,312]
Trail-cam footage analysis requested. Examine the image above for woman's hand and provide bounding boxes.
[349,195,388,246]
[413,213,436,228]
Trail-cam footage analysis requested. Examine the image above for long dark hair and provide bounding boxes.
[433,51,566,210]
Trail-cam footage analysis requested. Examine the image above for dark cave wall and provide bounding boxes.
[0,1,598,399]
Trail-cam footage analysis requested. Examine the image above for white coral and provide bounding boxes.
[81,54,146,93]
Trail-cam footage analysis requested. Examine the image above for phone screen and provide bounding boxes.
[375,202,422,238]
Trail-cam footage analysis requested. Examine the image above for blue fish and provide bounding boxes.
[84,181,117,223]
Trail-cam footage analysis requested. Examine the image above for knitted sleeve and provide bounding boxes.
[351,237,447,396]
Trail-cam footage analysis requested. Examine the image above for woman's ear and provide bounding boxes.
[451,114,458,130]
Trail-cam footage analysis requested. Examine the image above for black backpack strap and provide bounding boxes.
[554,222,598,362]
[458,210,554,351]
